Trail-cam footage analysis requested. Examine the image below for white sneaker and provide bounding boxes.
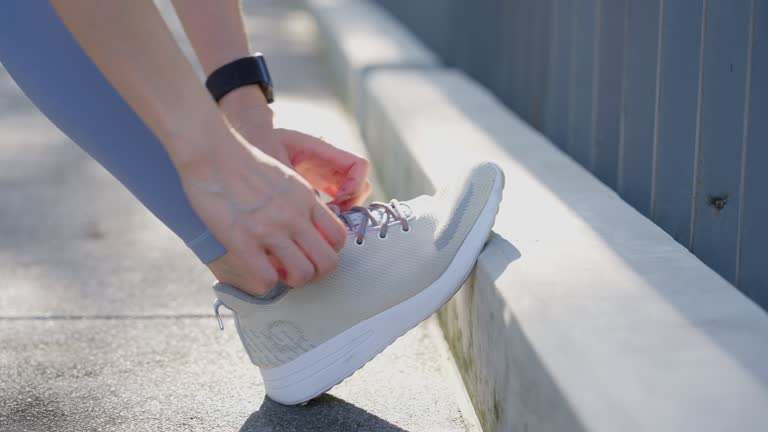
[213,161,505,405]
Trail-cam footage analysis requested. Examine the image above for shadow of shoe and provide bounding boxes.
[240,394,408,432]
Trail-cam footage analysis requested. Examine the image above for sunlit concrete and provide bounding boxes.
[304,0,438,116]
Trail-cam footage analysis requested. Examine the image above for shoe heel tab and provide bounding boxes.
[212,282,291,312]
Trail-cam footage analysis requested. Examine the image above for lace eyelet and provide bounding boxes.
[355,238,365,246]
[401,226,410,233]
[378,232,387,239]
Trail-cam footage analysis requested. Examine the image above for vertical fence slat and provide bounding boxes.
[454,0,504,89]
[414,0,454,63]
[501,0,526,114]
[652,0,705,247]
[593,0,627,189]
[692,0,752,283]
[618,0,662,217]
[530,0,553,129]
[567,0,599,166]
[544,0,572,149]
[511,0,530,120]
[524,0,541,124]
[525,0,538,123]
[738,0,766,303]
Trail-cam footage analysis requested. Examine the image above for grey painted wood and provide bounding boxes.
[454,0,505,89]
[529,0,552,129]
[692,0,752,283]
[373,0,768,310]
[544,0,572,149]
[409,1,454,64]
[497,0,522,113]
[567,0,599,167]
[618,0,662,217]
[653,0,705,247]
[593,0,627,189]
[739,0,766,304]
[516,0,533,121]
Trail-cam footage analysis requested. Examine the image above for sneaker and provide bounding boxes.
[213,161,505,405]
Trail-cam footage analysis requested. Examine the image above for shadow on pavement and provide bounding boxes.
[241,394,408,432]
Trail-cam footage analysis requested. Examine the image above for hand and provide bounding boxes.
[279,128,372,210]
[177,129,347,295]
[221,87,372,210]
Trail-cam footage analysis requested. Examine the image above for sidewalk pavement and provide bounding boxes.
[0,1,474,430]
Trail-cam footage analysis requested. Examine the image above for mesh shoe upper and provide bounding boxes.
[214,162,502,368]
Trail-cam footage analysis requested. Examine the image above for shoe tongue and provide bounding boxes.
[341,203,413,232]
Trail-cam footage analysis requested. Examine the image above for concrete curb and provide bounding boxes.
[304,1,768,431]
[304,0,438,118]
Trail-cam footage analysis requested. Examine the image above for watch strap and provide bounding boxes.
[205,53,274,104]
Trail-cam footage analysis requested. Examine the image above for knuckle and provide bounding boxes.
[260,270,279,288]
[286,211,307,227]
[246,223,270,240]
[288,268,311,287]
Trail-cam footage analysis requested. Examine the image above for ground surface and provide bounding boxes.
[0,1,473,430]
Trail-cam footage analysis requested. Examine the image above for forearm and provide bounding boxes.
[171,0,271,122]
[49,0,232,167]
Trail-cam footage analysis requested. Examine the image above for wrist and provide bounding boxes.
[219,85,274,127]
[163,114,236,173]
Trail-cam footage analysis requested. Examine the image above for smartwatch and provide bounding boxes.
[205,52,274,104]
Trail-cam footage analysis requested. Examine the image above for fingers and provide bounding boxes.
[277,128,372,207]
[312,202,347,252]
[331,179,372,210]
[266,239,315,287]
[334,157,370,204]
[294,226,341,279]
[239,249,279,295]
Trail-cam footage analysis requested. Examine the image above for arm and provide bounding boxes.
[50,0,228,167]
[172,0,372,208]
[170,0,271,121]
[49,0,346,293]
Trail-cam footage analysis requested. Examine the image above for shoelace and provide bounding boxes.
[332,200,410,244]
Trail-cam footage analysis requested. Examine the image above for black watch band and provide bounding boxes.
[205,53,274,104]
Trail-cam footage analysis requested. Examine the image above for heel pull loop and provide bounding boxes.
[213,299,225,330]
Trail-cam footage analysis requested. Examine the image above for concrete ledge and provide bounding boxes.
[305,1,768,431]
[303,0,438,116]
[364,68,768,431]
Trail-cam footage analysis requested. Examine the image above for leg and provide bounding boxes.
[0,0,226,263]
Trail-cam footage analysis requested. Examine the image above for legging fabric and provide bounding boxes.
[0,0,226,263]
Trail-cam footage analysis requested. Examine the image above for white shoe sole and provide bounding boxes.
[261,166,505,405]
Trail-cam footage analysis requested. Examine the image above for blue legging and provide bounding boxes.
[0,0,226,263]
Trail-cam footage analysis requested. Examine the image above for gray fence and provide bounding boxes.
[376,0,768,310]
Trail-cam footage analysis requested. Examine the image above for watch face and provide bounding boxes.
[254,53,274,103]
[262,83,275,104]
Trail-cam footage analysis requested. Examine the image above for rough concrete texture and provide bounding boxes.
[0,319,467,432]
[362,67,768,431]
[0,1,475,430]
